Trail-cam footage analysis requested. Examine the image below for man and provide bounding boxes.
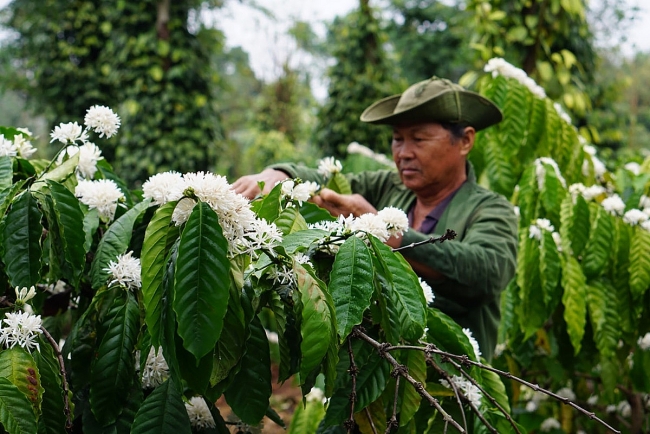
[233,77,518,361]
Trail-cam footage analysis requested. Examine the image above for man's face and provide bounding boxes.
[391,122,472,194]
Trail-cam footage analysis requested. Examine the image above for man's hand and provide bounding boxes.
[311,188,377,218]
[232,169,290,200]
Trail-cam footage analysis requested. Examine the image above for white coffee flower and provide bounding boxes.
[305,387,326,404]
[534,157,566,190]
[268,264,296,287]
[317,157,343,177]
[105,251,141,290]
[606,404,617,413]
[50,122,88,145]
[554,102,572,124]
[141,347,169,389]
[439,375,482,408]
[587,395,598,406]
[352,213,389,242]
[624,209,649,226]
[14,134,36,159]
[640,195,650,210]
[529,218,554,240]
[638,333,650,350]
[513,206,520,218]
[75,179,125,221]
[484,58,547,99]
[142,171,185,206]
[552,232,562,252]
[56,143,103,179]
[556,387,576,401]
[494,342,506,358]
[617,400,631,418]
[583,154,607,179]
[0,311,43,352]
[525,400,539,412]
[540,417,561,432]
[15,286,37,305]
[419,278,434,305]
[46,280,67,294]
[265,330,279,345]
[582,185,606,201]
[185,396,215,429]
[171,197,196,226]
[84,105,121,138]
[378,207,409,238]
[601,194,625,216]
[583,145,597,156]
[0,134,18,157]
[642,220,650,232]
[529,225,542,240]
[294,252,313,267]
[280,180,294,198]
[625,162,641,176]
[463,328,482,360]
[291,181,319,205]
[234,218,283,257]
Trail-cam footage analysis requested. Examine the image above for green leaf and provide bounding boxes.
[0,377,38,434]
[629,227,650,297]
[516,166,538,227]
[296,264,333,380]
[299,201,336,224]
[275,206,309,235]
[47,181,86,285]
[581,206,613,279]
[250,182,282,222]
[0,181,26,220]
[425,308,475,358]
[355,398,387,434]
[281,229,329,254]
[141,201,178,348]
[326,172,352,195]
[2,191,43,288]
[539,164,565,223]
[90,291,141,426]
[288,399,326,434]
[34,339,67,434]
[210,304,247,387]
[586,281,619,360]
[173,201,230,361]
[480,369,511,414]
[0,156,12,190]
[38,152,79,184]
[559,194,590,257]
[131,380,192,434]
[83,207,100,252]
[561,255,587,354]
[397,350,425,426]
[369,236,425,341]
[224,316,272,425]
[90,200,150,289]
[0,347,42,417]
[516,232,545,337]
[539,230,561,308]
[329,236,374,340]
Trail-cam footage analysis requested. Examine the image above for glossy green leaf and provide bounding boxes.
[288,399,326,434]
[141,201,178,348]
[581,206,613,279]
[326,172,352,195]
[224,316,272,425]
[296,263,333,380]
[210,305,247,387]
[0,181,25,220]
[539,164,565,223]
[47,181,86,285]
[559,194,590,257]
[0,377,38,434]
[516,232,545,337]
[516,166,538,227]
[34,339,66,434]
[83,207,100,252]
[250,182,282,222]
[275,206,309,235]
[2,191,42,288]
[586,281,619,359]
[299,201,336,224]
[425,308,474,358]
[0,156,12,190]
[629,227,650,297]
[90,200,150,289]
[480,369,511,414]
[561,255,587,354]
[610,221,634,334]
[281,228,329,254]
[84,376,143,434]
[539,230,561,308]
[90,291,140,426]
[329,236,374,340]
[173,201,230,361]
[397,350,425,426]
[131,380,192,434]
[0,347,42,417]
[369,236,425,341]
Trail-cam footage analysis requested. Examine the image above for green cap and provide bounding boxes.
[360,77,503,131]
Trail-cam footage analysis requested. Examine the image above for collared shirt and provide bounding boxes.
[407,184,464,234]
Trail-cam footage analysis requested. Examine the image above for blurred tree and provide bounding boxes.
[2,0,226,185]
[314,0,403,157]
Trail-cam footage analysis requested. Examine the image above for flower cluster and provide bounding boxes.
[143,171,283,257]
[75,179,125,221]
[185,396,216,429]
[0,311,43,352]
[140,347,169,389]
[484,58,546,99]
[105,251,142,290]
[534,157,566,190]
[568,183,606,202]
[347,142,395,167]
[625,162,641,175]
[462,328,482,360]
[50,122,89,145]
[528,218,554,240]
[317,157,343,177]
[540,417,561,432]
[279,179,320,205]
[581,144,607,180]
[439,375,482,408]
[601,194,625,216]
[84,105,121,139]
[623,209,649,226]
[57,142,104,179]
[419,278,434,305]
[638,332,650,350]
[2,129,38,159]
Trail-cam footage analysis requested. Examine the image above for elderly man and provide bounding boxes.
[233,77,518,361]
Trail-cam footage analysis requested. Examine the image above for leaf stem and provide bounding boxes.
[345,338,358,433]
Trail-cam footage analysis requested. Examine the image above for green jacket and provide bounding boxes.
[271,162,518,361]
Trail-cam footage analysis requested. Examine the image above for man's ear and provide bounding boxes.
[459,126,475,156]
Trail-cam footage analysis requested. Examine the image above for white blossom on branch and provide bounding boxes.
[0,311,43,352]
[84,105,121,138]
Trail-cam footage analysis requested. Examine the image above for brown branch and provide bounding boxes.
[386,374,400,433]
[391,229,457,252]
[426,355,469,432]
[41,326,73,430]
[345,338,358,433]
[353,328,465,433]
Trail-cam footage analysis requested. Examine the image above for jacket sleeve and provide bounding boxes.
[399,196,518,305]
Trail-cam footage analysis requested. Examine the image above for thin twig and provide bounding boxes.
[364,407,379,434]
[345,338,358,433]
[353,328,465,433]
[41,326,73,430]
[386,375,400,433]
[391,229,457,252]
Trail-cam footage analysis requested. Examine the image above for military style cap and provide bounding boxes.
[360,77,503,131]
